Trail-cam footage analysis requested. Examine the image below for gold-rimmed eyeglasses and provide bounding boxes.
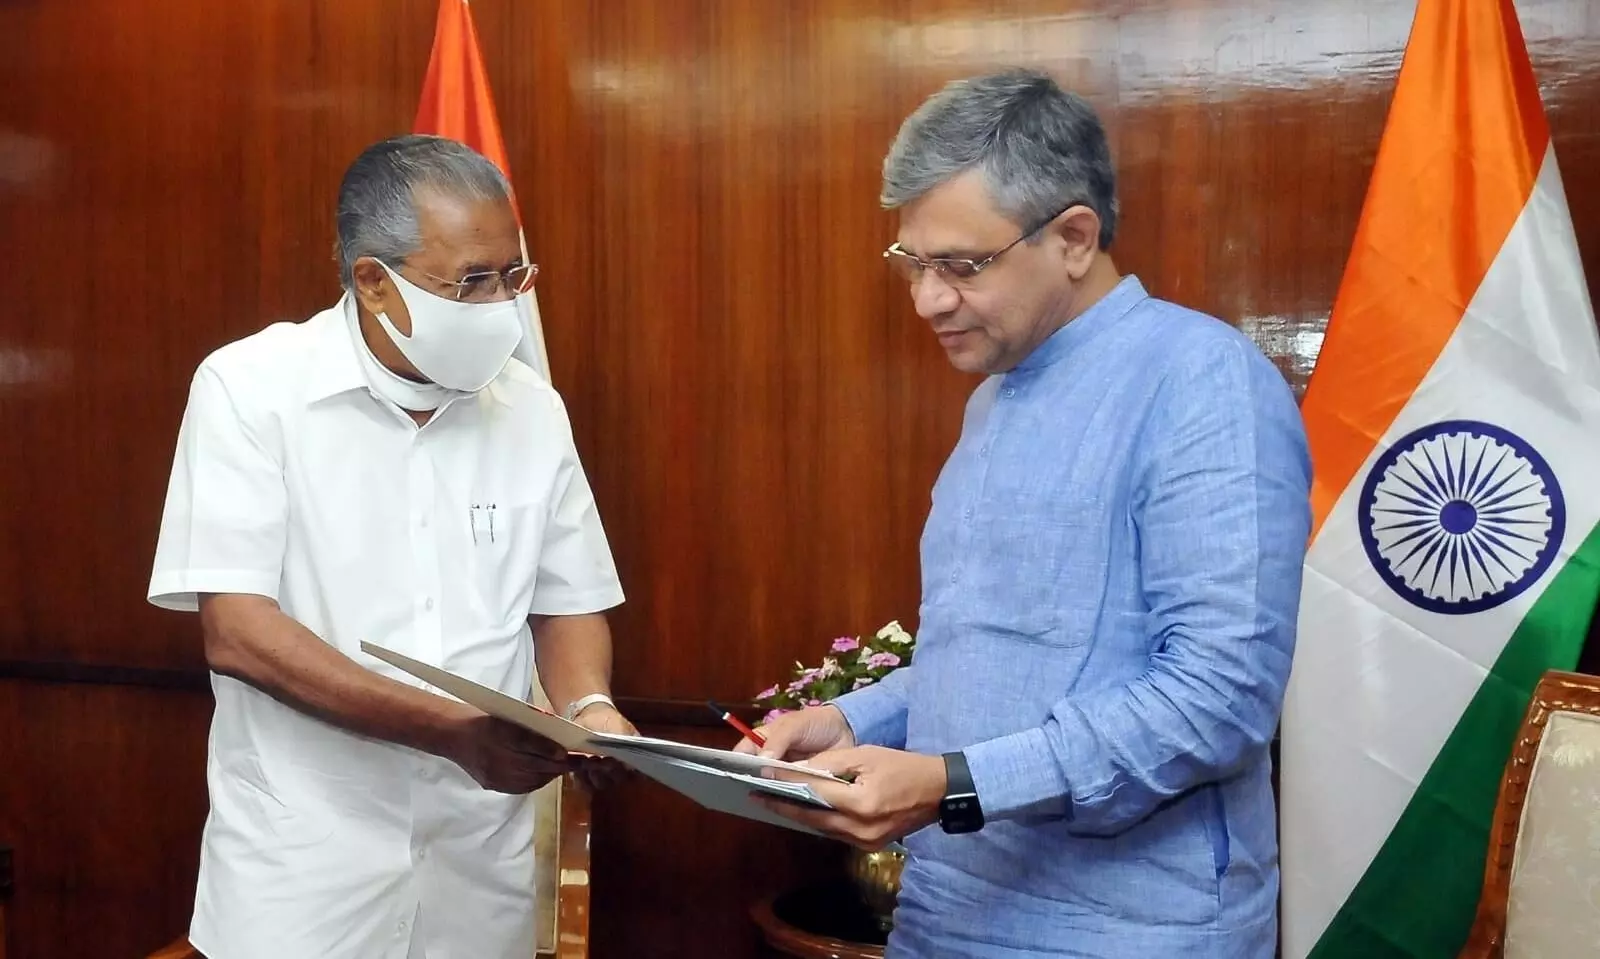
[416,263,540,303]
[882,204,1078,284]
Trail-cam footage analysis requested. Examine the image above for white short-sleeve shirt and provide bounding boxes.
[147,295,624,959]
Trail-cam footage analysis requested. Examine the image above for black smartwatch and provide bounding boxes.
[938,751,985,834]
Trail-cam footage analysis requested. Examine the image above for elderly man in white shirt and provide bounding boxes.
[146,134,633,959]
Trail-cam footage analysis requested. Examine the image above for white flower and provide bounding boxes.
[877,620,913,646]
[819,657,842,678]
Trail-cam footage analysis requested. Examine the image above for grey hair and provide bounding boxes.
[335,134,512,289]
[881,69,1119,249]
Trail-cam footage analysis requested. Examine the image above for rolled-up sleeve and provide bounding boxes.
[965,336,1311,828]
[147,364,288,612]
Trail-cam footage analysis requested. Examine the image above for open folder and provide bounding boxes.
[360,641,840,835]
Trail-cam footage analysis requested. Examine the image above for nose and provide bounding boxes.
[909,270,960,320]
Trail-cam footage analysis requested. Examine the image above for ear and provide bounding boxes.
[351,257,392,318]
[1051,205,1102,280]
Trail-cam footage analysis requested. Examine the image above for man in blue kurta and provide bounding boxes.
[746,69,1311,958]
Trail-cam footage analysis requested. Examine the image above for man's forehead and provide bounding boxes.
[412,190,521,265]
[894,173,1016,256]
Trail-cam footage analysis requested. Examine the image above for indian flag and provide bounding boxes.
[1279,0,1600,956]
[413,0,552,382]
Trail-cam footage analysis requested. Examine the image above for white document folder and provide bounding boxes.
[360,641,838,833]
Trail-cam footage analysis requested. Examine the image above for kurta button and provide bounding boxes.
[423,597,434,611]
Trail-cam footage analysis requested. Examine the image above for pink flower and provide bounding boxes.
[756,685,780,700]
[762,708,788,726]
[867,652,902,669]
[805,699,823,707]
[786,678,810,694]
[831,636,860,652]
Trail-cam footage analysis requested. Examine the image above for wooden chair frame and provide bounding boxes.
[147,774,591,959]
[1459,669,1600,958]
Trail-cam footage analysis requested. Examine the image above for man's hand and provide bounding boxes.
[571,702,637,791]
[448,712,575,794]
[757,746,946,850]
[734,705,856,760]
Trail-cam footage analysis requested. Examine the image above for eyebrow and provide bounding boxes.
[457,258,525,275]
[896,240,989,261]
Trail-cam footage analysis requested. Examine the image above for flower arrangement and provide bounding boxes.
[753,620,915,724]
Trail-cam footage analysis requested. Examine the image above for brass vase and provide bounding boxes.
[846,841,907,932]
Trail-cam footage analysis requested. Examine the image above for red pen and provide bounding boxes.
[708,700,767,748]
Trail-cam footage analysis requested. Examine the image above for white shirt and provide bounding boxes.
[147,295,624,959]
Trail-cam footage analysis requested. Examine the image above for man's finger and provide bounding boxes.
[797,776,867,811]
[752,795,871,844]
[756,734,789,760]
[501,727,568,758]
[790,747,868,781]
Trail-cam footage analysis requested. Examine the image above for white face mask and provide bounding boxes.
[372,262,522,392]
[347,300,450,411]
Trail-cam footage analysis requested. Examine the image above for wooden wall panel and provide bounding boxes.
[0,681,211,959]
[0,1,1596,958]
[588,725,847,958]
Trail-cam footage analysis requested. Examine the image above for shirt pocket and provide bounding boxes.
[464,499,545,623]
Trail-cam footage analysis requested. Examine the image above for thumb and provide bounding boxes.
[756,721,798,760]
[756,736,787,760]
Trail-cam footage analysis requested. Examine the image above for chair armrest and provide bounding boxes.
[146,938,199,959]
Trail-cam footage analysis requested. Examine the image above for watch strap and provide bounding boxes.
[943,750,976,796]
[562,693,616,723]
[939,751,985,834]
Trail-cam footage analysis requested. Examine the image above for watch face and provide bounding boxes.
[940,794,984,834]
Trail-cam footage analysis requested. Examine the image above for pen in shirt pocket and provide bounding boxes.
[468,503,498,544]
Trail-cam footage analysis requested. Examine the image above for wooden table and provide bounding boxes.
[751,880,888,959]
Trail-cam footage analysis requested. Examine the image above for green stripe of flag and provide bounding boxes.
[1308,519,1600,958]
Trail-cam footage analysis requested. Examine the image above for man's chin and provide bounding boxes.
[943,344,995,375]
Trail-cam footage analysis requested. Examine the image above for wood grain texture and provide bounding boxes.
[0,1,1596,958]
[587,724,847,959]
[0,681,211,959]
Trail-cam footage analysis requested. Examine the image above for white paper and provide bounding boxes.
[360,642,839,832]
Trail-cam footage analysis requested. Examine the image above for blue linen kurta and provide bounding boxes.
[835,275,1312,958]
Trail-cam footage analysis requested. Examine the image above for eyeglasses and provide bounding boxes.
[882,204,1077,285]
[416,263,540,303]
